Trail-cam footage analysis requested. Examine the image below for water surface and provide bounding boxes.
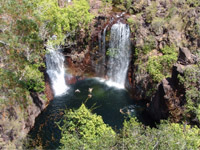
[28,78,143,149]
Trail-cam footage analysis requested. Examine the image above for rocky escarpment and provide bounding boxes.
[127,1,199,93]
[124,1,200,122]
[0,92,46,149]
[62,0,131,78]
[59,0,200,123]
[148,47,198,122]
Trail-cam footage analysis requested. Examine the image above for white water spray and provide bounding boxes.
[46,46,69,96]
[106,23,131,88]
[96,25,108,77]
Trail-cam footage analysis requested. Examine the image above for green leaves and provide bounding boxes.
[147,56,165,82]
[179,65,200,124]
[0,0,46,109]
[59,104,116,149]
[34,0,93,44]
[147,45,178,82]
[59,110,200,150]
[120,118,200,150]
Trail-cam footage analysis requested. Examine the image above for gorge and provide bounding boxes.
[1,0,200,149]
[28,20,147,149]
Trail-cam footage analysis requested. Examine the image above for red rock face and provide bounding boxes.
[44,73,54,101]
[84,53,91,65]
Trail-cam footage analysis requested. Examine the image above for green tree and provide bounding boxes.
[0,0,46,149]
[0,0,46,107]
[147,45,178,82]
[34,0,94,44]
[59,104,116,150]
[178,63,200,124]
[119,118,200,150]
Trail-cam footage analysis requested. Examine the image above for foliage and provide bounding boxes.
[145,2,157,23]
[125,0,132,10]
[147,45,178,82]
[133,35,156,59]
[21,65,45,92]
[34,0,93,44]
[59,104,116,150]
[151,17,166,35]
[147,56,165,82]
[131,0,148,13]
[127,17,140,33]
[0,0,46,109]
[106,48,118,57]
[59,112,200,150]
[113,0,132,10]
[179,64,200,124]
[119,118,200,150]
[142,40,156,54]
[127,17,134,24]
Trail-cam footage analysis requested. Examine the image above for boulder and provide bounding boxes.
[148,62,189,122]
[148,78,170,121]
[178,47,195,64]
[148,77,184,122]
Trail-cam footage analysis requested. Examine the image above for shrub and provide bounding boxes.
[59,104,116,150]
[147,45,178,82]
[145,2,157,23]
[119,118,200,150]
[147,56,165,82]
[134,35,156,57]
[34,0,94,44]
[127,17,141,33]
[0,0,46,107]
[131,0,148,13]
[179,65,200,124]
[151,17,166,35]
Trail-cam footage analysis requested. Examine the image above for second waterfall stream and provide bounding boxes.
[107,22,131,87]
[97,22,131,88]
[45,47,69,96]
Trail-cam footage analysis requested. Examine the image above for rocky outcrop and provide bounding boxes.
[44,72,54,101]
[178,47,197,64]
[147,47,197,122]
[148,77,184,122]
[54,0,199,123]
[0,92,46,149]
[63,5,131,78]
[65,49,94,76]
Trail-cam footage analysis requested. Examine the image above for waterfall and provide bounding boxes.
[106,23,131,88]
[96,25,108,77]
[46,47,69,96]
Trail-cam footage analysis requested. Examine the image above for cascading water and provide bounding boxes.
[46,47,69,96]
[96,25,108,77]
[106,22,131,88]
[29,21,147,150]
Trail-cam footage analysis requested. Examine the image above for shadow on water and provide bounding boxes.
[27,78,146,149]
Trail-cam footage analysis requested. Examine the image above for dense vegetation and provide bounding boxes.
[178,55,200,124]
[124,0,200,120]
[0,0,93,149]
[0,0,45,107]
[0,0,200,149]
[59,104,116,149]
[147,45,178,82]
[58,104,200,150]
